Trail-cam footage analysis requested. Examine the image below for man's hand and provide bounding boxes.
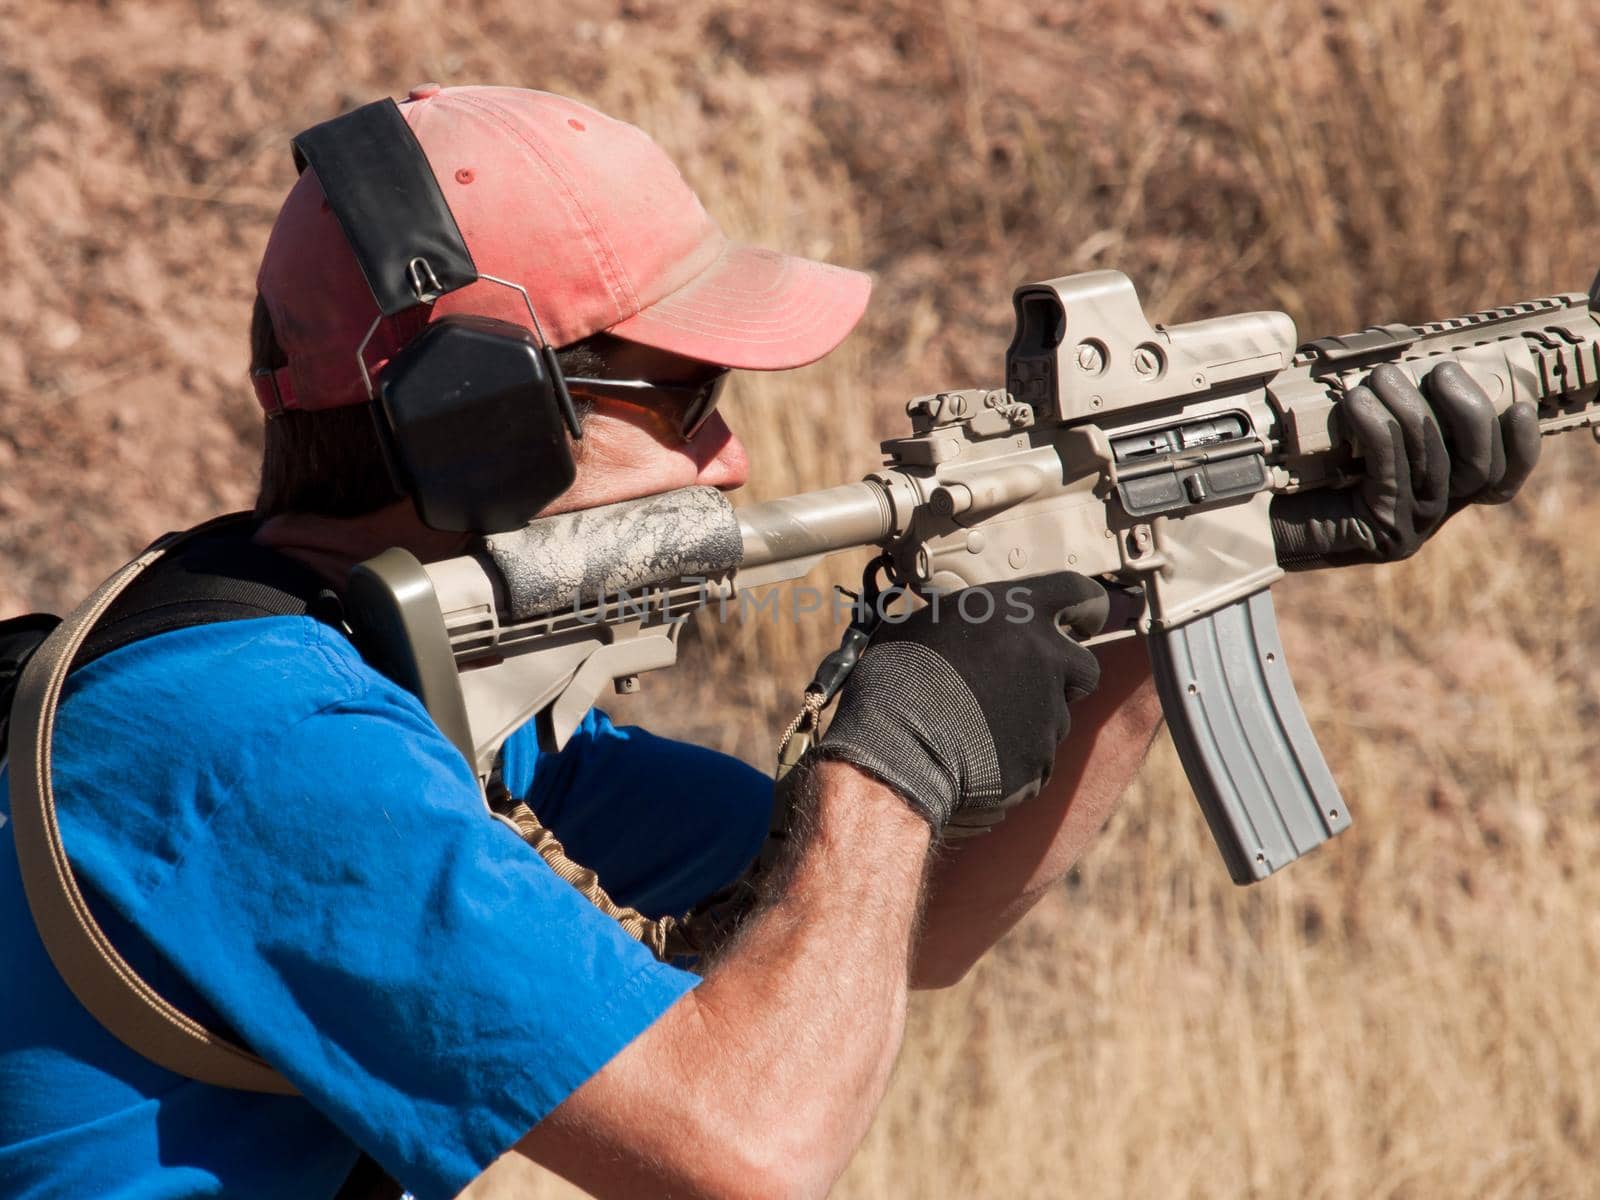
[815,571,1106,835]
[1270,361,1541,569]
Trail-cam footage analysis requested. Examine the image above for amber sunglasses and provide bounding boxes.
[564,370,730,442]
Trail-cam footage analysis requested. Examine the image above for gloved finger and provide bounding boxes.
[1423,361,1501,499]
[1483,400,1542,503]
[953,573,1104,707]
[1367,363,1448,510]
[1062,646,1101,704]
[1010,570,1110,639]
[1269,488,1367,565]
[1344,383,1409,517]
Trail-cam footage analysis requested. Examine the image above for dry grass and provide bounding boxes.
[816,4,1600,1197]
[626,3,1600,1197]
[7,0,1600,1196]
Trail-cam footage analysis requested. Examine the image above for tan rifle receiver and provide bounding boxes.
[346,269,1600,884]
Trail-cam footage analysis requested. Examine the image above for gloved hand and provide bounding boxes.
[1270,361,1541,570]
[814,571,1106,835]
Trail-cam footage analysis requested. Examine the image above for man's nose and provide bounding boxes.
[691,413,749,491]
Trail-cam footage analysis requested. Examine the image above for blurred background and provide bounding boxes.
[5,0,1599,1195]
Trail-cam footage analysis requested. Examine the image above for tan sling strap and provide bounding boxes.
[485,772,696,961]
[8,534,298,1094]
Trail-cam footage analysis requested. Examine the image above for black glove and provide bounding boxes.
[814,572,1106,834]
[1271,361,1541,570]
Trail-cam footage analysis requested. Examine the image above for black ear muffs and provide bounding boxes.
[290,98,582,533]
[372,315,579,533]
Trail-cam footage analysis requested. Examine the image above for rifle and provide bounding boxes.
[345,270,1600,884]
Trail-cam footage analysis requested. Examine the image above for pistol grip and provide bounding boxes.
[1145,588,1350,884]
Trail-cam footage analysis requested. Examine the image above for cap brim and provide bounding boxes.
[606,243,872,370]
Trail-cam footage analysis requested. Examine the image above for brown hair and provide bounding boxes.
[251,296,604,518]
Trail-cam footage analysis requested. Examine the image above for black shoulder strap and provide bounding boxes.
[0,614,63,692]
[1,515,341,758]
[76,515,342,670]
[0,614,63,751]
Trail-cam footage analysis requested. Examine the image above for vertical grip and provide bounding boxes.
[1145,588,1350,884]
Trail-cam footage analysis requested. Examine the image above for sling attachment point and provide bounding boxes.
[773,555,894,784]
[768,556,897,889]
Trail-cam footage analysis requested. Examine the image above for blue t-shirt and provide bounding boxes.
[0,616,771,1199]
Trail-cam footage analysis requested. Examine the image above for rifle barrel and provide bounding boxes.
[738,481,895,570]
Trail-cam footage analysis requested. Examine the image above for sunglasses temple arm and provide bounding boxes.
[545,348,584,439]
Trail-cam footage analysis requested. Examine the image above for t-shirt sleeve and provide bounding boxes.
[501,708,774,919]
[128,686,698,1200]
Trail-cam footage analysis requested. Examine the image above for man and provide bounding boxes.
[0,84,1536,1200]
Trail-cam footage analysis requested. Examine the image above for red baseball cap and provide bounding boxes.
[254,84,872,413]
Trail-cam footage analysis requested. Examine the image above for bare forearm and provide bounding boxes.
[691,765,927,1168]
[519,762,930,1199]
[913,638,1164,987]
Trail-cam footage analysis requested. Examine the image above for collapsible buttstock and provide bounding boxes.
[345,548,477,770]
[1145,588,1350,884]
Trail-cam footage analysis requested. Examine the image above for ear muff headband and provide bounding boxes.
[290,98,479,315]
